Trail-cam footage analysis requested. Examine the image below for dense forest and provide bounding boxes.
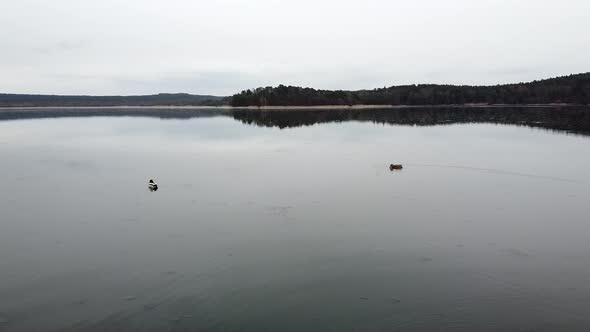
[231,73,590,106]
[0,93,227,107]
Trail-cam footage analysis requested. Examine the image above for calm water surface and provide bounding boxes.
[1,108,590,331]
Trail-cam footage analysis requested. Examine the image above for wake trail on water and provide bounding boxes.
[407,163,582,184]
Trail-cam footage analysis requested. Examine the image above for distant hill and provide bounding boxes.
[231,73,590,106]
[0,93,229,107]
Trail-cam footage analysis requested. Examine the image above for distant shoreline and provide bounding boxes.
[2,72,589,107]
[0,103,583,111]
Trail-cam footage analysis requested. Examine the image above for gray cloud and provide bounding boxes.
[30,40,88,54]
[0,0,588,95]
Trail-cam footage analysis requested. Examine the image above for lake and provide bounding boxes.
[1,107,590,331]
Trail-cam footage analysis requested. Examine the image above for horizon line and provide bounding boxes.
[1,71,588,97]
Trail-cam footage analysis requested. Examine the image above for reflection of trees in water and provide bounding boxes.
[232,107,590,135]
[3,106,590,136]
[0,108,230,121]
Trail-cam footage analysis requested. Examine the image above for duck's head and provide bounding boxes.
[149,179,154,183]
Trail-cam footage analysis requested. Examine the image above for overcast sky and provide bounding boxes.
[1,0,588,96]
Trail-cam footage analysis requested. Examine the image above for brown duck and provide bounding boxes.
[389,164,403,170]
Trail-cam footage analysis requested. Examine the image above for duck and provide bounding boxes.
[148,179,158,191]
[389,164,403,170]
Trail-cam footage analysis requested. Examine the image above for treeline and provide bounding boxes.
[230,73,590,106]
[0,93,228,107]
[3,73,590,107]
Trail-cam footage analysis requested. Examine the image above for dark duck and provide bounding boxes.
[148,179,158,191]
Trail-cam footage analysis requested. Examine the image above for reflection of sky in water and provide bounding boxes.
[1,116,590,331]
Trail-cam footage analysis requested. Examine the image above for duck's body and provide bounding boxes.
[389,164,403,170]
[148,179,158,191]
